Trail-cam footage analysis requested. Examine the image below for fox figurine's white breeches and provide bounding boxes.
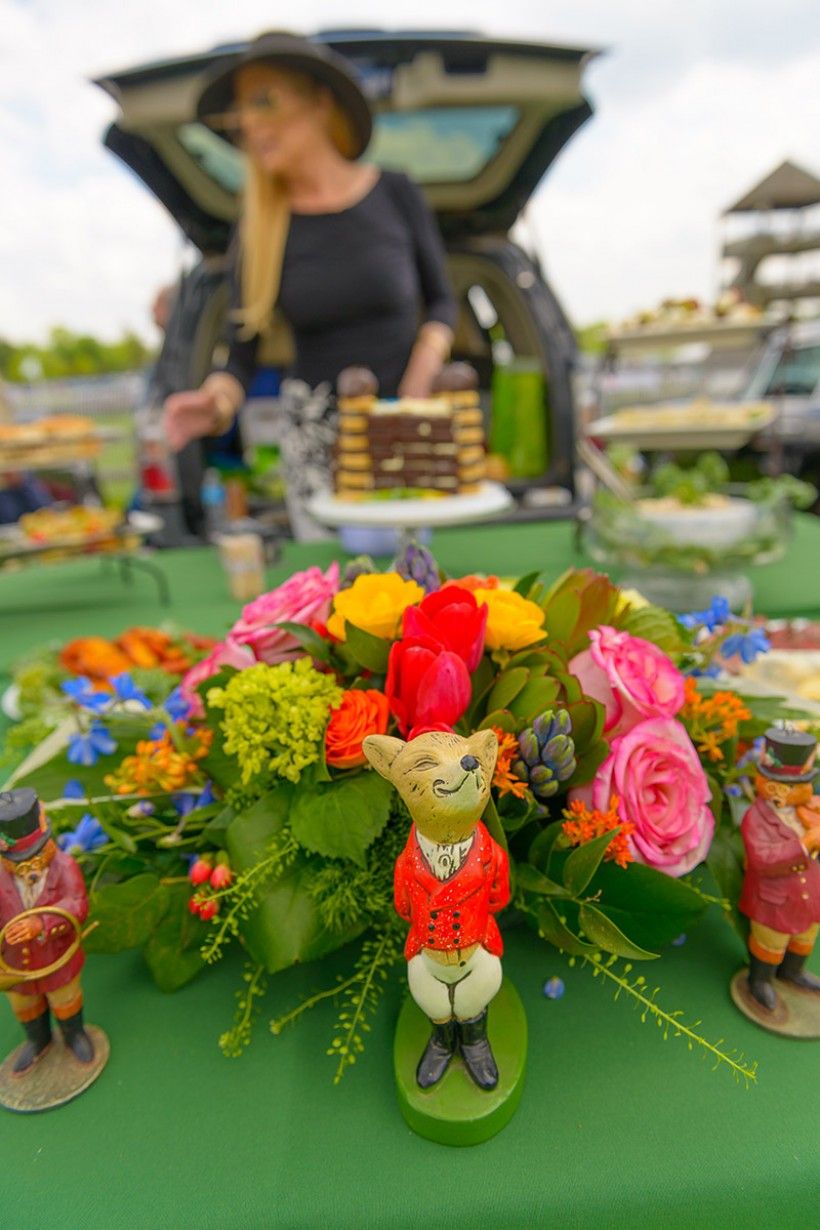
[407,945,502,1023]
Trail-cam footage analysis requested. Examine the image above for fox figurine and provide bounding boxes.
[363,729,510,1090]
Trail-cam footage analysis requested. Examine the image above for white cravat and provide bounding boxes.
[416,832,474,882]
[15,870,48,912]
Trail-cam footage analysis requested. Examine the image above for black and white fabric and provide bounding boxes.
[276,379,337,541]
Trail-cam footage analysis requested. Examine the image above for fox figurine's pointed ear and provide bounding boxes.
[363,735,406,780]
[468,728,499,776]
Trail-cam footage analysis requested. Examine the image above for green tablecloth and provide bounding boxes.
[1,521,819,1230]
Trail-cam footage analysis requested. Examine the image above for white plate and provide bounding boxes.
[587,403,775,451]
[307,481,513,529]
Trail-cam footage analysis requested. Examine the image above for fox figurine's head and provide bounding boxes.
[363,729,498,844]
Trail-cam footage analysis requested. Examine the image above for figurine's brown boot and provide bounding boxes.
[747,955,779,1011]
[58,1010,95,1064]
[458,1010,499,1090]
[416,1019,457,1088]
[12,1011,52,1075]
[776,950,820,993]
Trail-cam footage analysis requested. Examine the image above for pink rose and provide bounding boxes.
[180,637,256,717]
[231,562,340,664]
[569,626,685,738]
[582,717,714,877]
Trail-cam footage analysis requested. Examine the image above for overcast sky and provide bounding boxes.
[1,0,818,344]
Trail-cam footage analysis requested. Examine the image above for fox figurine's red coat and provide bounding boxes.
[394,821,509,960]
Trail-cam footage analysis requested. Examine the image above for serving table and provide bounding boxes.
[1,519,819,1230]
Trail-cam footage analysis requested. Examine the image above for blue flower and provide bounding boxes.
[62,779,86,799]
[61,677,111,714]
[680,595,732,634]
[688,664,721,679]
[671,933,688,947]
[110,673,152,710]
[57,814,109,854]
[720,628,770,665]
[67,722,117,766]
[393,542,440,594]
[164,686,192,722]
[172,780,215,816]
[543,976,565,1000]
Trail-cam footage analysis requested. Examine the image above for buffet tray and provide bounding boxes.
[0,511,161,567]
[586,401,775,450]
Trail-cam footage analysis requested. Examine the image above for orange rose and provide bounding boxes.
[450,574,500,593]
[325,689,390,769]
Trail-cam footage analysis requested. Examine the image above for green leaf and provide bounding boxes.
[537,899,597,956]
[514,570,542,598]
[541,590,581,645]
[562,828,619,895]
[343,622,391,673]
[202,804,236,841]
[617,604,689,655]
[528,820,564,873]
[485,667,529,714]
[225,788,365,973]
[481,794,508,852]
[478,709,517,734]
[584,858,709,950]
[566,740,609,789]
[578,902,659,959]
[273,620,333,662]
[289,772,393,866]
[706,823,748,942]
[104,824,138,854]
[515,863,570,897]
[84,873,169,954]
[508,676,561,722]
[566,699,605,751]
[142,884,207,992]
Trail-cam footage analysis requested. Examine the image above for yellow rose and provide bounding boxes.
[473,587,547,652]
[327,573,424,641]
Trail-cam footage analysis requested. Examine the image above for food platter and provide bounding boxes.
[586,399,775,450]
[0,510,162,568]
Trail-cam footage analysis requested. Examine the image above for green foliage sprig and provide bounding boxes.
[201,831,299,965]
[219,962,269,1058]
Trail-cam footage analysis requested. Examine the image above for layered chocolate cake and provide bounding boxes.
[334,364,486,499]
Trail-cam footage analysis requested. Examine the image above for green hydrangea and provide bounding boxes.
[207,659,343,785]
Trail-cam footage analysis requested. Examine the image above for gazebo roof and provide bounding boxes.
[723,159,820,214]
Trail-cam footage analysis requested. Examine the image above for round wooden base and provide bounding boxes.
[0,1026,109,1112]
[730,970,820,1039]
[394,979,527,1147]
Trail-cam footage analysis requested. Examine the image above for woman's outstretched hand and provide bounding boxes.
[163,389,219,452]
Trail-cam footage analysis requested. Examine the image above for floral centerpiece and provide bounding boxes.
[5,553,804,1083]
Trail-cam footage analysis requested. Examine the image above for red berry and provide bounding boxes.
[189,858,211,885]
[188,895,203,915]
[209,864,233,890]
[197,898,219,922]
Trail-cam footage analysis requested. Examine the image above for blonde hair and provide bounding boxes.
[234,71,358,339]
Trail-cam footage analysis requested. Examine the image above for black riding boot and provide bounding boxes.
[458,1010,499,1090]
[58,1010,94,1064]
[416,1019,457,1089]
[12,1011,52,1075]
[748,954,779,1011]
[777,949,820,993]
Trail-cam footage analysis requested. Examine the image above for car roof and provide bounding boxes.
[95,28,600,251]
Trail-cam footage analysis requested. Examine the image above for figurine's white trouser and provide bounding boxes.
[407,945,502,1022]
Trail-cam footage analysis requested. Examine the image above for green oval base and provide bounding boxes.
[394,978,527,1147]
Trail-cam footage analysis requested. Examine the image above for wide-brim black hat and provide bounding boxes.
[196,31,372,159]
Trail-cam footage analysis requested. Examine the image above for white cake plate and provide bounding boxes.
[307,482,513,553]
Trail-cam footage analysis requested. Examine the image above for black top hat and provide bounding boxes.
[196,31,372,158]
[758,726,817,783]
[0,788,50,862]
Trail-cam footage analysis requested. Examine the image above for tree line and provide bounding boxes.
[0,328,155,383]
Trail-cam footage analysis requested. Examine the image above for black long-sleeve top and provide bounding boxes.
[222,169,457,398]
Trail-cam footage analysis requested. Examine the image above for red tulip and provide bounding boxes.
[209,864,233,890]
[189,858,212,886]
[386,635,472,737]
[402,585,488,672]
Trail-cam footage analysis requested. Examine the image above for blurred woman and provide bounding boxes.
[163,31,457,536]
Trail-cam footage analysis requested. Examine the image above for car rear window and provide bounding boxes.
[177,104,520,192]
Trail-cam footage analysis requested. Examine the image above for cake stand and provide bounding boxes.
[307,482,513,554]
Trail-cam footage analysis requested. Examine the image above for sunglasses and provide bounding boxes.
[204,88,297,136]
